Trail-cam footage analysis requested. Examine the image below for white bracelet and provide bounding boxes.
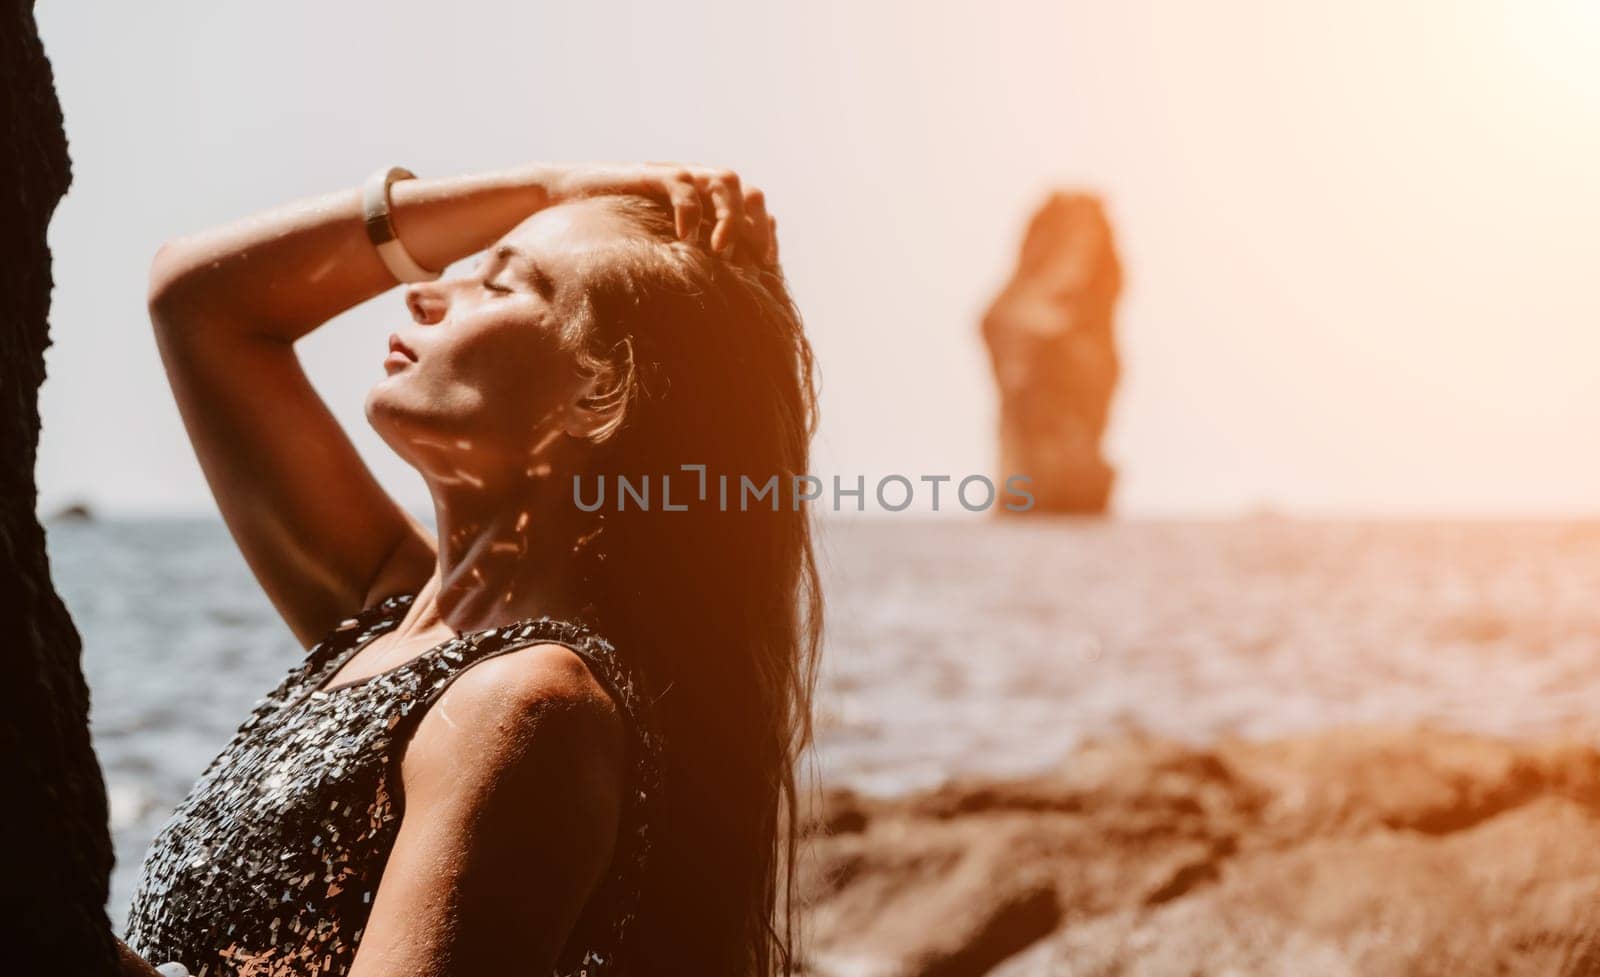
[361,166,442,284]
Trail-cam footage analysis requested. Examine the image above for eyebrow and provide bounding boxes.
[490,244,556,300]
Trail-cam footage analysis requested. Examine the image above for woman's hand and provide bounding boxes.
[543,162,778,264]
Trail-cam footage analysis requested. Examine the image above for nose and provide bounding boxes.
[405,283,447,325]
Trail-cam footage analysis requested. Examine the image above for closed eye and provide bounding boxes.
[483,280,514,295]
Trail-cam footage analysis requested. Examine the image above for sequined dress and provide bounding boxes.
[123,592,662,977]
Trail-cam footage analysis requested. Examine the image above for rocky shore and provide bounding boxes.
[797,728,1600,977]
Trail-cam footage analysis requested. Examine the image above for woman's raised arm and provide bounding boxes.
[147,162,768,647]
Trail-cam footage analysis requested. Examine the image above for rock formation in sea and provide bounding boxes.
[796,728,1600,977]
[980,193,1121,515]
[0,3,119,974]
[50,501,96,522]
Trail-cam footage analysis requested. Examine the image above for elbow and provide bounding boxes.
[146,240,190,332]
[146,241,288,343]
[147,239,220,334]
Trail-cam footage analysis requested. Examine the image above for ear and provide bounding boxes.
[561,380,616,439]
[562,338,635,441]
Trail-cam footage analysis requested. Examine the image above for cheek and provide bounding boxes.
[452,305,565,370]
[431,311,539,385]
[447,327,585,431]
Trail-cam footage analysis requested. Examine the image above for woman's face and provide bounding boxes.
[365,199,634,482]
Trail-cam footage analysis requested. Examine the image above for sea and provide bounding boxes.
[44,515,1600,929]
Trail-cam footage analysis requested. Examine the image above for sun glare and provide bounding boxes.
[1501,1,1600,107]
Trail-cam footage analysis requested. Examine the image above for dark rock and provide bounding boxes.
[980,193,1121,515]
[0,3,119,974]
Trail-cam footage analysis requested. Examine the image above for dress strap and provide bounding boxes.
[301,592,414,676]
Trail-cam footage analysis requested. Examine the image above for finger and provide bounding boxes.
[743,188,772,259]
[701,170,744,254]
[667,174,701,241]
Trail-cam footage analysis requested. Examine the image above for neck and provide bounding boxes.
[403,464,590,638]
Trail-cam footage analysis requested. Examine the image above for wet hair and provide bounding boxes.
[562,194,822,977]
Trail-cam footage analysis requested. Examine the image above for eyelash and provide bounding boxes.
[482,280,513,294]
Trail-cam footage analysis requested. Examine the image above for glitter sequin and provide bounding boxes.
[124,593,663,977]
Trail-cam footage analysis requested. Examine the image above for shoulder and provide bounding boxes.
[400,642,628,806]
[451,640,623,713]
[360,642,633,974]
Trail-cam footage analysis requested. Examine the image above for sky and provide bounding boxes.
[33,0,1600,519]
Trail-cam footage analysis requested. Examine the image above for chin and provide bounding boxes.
[363,385,411,442]
[365,387,458,463]
[363,383,388,422]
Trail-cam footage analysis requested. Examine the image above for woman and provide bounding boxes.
[115,161,823,977]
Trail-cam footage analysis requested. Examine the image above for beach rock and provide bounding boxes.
[797,729,1600,977]
[50,501,96,522]
[0,4,119,975]
[980,193,1121,515]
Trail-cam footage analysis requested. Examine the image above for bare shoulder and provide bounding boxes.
[447,642,624,726]
[401,642,627,800]
[352,643,630,976]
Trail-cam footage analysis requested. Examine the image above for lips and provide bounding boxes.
[387,333,418,362]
